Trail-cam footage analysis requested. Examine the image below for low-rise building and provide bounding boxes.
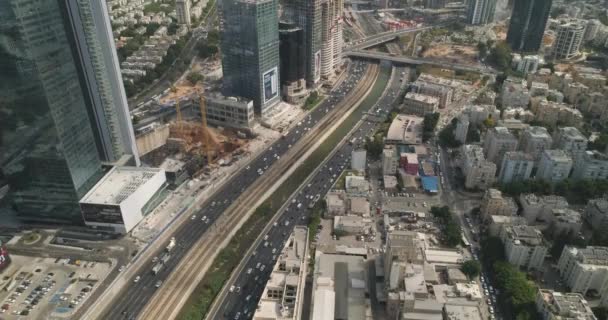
[386,115,424,145]
[536,289,596,320]
[512,54,542,74]
[400,153,419,175]
[253,227,308,320]
[79,167,166,234]
[536,150,573,183]
[345,176,369,195]
[325,191,346,217]
[558,246,608,296]
[498,151,535,184]
[349,197,370,217]
[385,231,423,277]
[203,94,256,130]
[571,150,608,180]
[534,100,584,128]
[351,149,367,172]
[409,80,453,109]
[402,93,439,116]
[500,225,547,270]
[333,215,372,234]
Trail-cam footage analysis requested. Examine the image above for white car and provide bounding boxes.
[133,276,141,283]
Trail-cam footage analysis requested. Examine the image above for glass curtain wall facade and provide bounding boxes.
[506,0,553,53]
[220,0,281,115]
[0,0,137,223]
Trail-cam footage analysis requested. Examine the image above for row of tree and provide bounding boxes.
[430,206,461,247]
[481,236,540,320]
[422,113,439,142]
[497,178,608,205]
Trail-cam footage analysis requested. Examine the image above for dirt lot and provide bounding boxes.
[422,44,479,65]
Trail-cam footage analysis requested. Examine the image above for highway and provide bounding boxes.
[345,50,497,74]
[99,62,373,320]
[208,65,408,320]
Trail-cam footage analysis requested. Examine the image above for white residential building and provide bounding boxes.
[462,104,500,125]
[481,188,518,219]
[483,127,518,166]
[520,194,570,225]
[536,289,596,320]
[571,150,608,180]
[351,149,367,172]
[382,146,398,176]
[498,151,535,184]
[461,144,496,190]
[536,150,573,183]
[500,225,547,270]
[253,227,308,320]
[519,126,553,162]
[553,127,588,161]
[454,115,469,144]
[512,54,542,74]
[501,77,530,108]
[175,0,192,26]
[583,198,608,233]
[553,20,586,60]
[548,208,583,235]
[557,246,608,296]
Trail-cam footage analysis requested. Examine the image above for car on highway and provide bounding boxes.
[133,276,141,283]
[155,281,163,288]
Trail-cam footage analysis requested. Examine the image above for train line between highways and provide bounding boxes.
[139,63,379,320]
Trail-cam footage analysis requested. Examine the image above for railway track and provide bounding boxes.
[138,63,380,320]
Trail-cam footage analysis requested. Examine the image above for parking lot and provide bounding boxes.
[0,255,111,319]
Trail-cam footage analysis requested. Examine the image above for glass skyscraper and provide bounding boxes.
[220,0,281,115]
[506,0,553,53]
[0,0,138,223]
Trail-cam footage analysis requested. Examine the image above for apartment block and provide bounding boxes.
[382,146,398,176]
[536,289,596,320]
[402,93,439,116]
[462,104,500,125]
[409,80,453,109]
[548,208,583,235]
[557,246,608,296]
[553,127,588,161]
[584,198,608,233]
[481,189,518,220]
[501,77,530,108]
[571,150,608,180]
[461,145,496,190]
[553,20,585,60]
[534,100,584,129]
[536,150,573,183]
[520,194,570,225]
[498,151,535,183]
[483,127,519,166]
[500,225,547,270]
[519,126,553,162]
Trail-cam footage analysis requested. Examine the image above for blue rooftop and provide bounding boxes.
[421,176,438,193]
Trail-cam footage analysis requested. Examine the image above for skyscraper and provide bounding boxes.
[506,0,553,53]
[279,22,308,104]
[320,0,343,79]
[220,0,281,115]
[281,0,322,86]
[176,0,192,27]
[466,0,497,25]
[0,0,138,223]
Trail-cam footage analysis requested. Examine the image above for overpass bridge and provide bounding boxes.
[344,50,497,74]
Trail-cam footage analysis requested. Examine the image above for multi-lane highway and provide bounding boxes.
[100,62,373,320]
[208,65,408,320]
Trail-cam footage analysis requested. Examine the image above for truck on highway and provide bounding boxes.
[166,237,176,252]
[152,262,163,275]
[160,253,171,264]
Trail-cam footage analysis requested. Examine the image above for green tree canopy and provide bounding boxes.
[461,260,481,279]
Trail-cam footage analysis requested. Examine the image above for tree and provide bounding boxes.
[438,122,461,148]
[187,72,204,85]
[593,307,608,320]
[364,136,383,159]
[488,41,513,72]
[481,236,505,264]
[422,113,440,142]
[461,260,481,279]
[477,41,488,59]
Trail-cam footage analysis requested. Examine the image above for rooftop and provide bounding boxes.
[557,127,586,141]
[551,208,582,225]
[80,166,163,205]
[583,150,608,162]
[539,289,596,320]
[159,158,185,172]
[543,149,572,162]
[525,126,551,139]
[405,92,440,104]
[504,151,534,162]
[568,246,608,266]
[386,114,424,144]
[504,225,544,246]
[444,304,482,320]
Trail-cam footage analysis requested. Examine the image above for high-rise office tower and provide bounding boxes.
[0,0,138,223]
[220,0,281,115]
[552,20,585,60]
[506,0,553,53]
[279,22,308,104]
[320,0,343,79]
[281,0,322,87]
[176,0,192,27]
[466,0,497,25]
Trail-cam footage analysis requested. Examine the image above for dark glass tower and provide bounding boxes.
[279,23,306,86]
[0,0,138,223]
[506,0,553,53]
[220,0,281,115]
